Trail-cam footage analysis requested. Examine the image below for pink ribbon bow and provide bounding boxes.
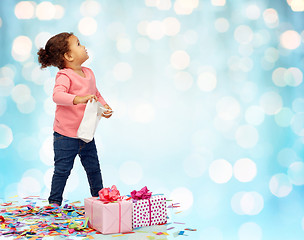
[131,186,152,200]
[98,185,121,203]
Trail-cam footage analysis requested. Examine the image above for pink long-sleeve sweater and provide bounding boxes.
[53,67,107,138]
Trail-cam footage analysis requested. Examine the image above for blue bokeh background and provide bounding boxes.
[1,0,304,239]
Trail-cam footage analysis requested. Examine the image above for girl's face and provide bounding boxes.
[67,35,89,65]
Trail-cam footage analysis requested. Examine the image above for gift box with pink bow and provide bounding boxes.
[84,185,132,234]
[131,186,167,228]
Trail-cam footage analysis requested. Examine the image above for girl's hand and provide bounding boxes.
[73,95,97,105]
[102,104,113,118]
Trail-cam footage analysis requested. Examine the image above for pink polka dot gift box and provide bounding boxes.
[131,186,167,228]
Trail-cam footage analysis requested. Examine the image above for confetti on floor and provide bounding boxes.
[0,197,97,239]
[0,196,197,239]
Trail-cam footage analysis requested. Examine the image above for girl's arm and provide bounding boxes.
[53,75,76,106]
[73,95,97,104]
[96,88,112,118]
[53,75,97,105]
[96,88,107,106]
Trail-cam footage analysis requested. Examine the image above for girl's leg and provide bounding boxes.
[79,139,103,197]
[48,132,78,206]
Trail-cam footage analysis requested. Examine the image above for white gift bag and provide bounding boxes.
[77,100,103,143]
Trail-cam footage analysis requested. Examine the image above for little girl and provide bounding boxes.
[37,32,112,206]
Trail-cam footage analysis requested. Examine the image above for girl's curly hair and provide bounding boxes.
[37,32,73,69]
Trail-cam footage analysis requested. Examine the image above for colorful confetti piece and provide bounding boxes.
[185,228,197,231]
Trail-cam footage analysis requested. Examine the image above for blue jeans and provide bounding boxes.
[48,132,103,205]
